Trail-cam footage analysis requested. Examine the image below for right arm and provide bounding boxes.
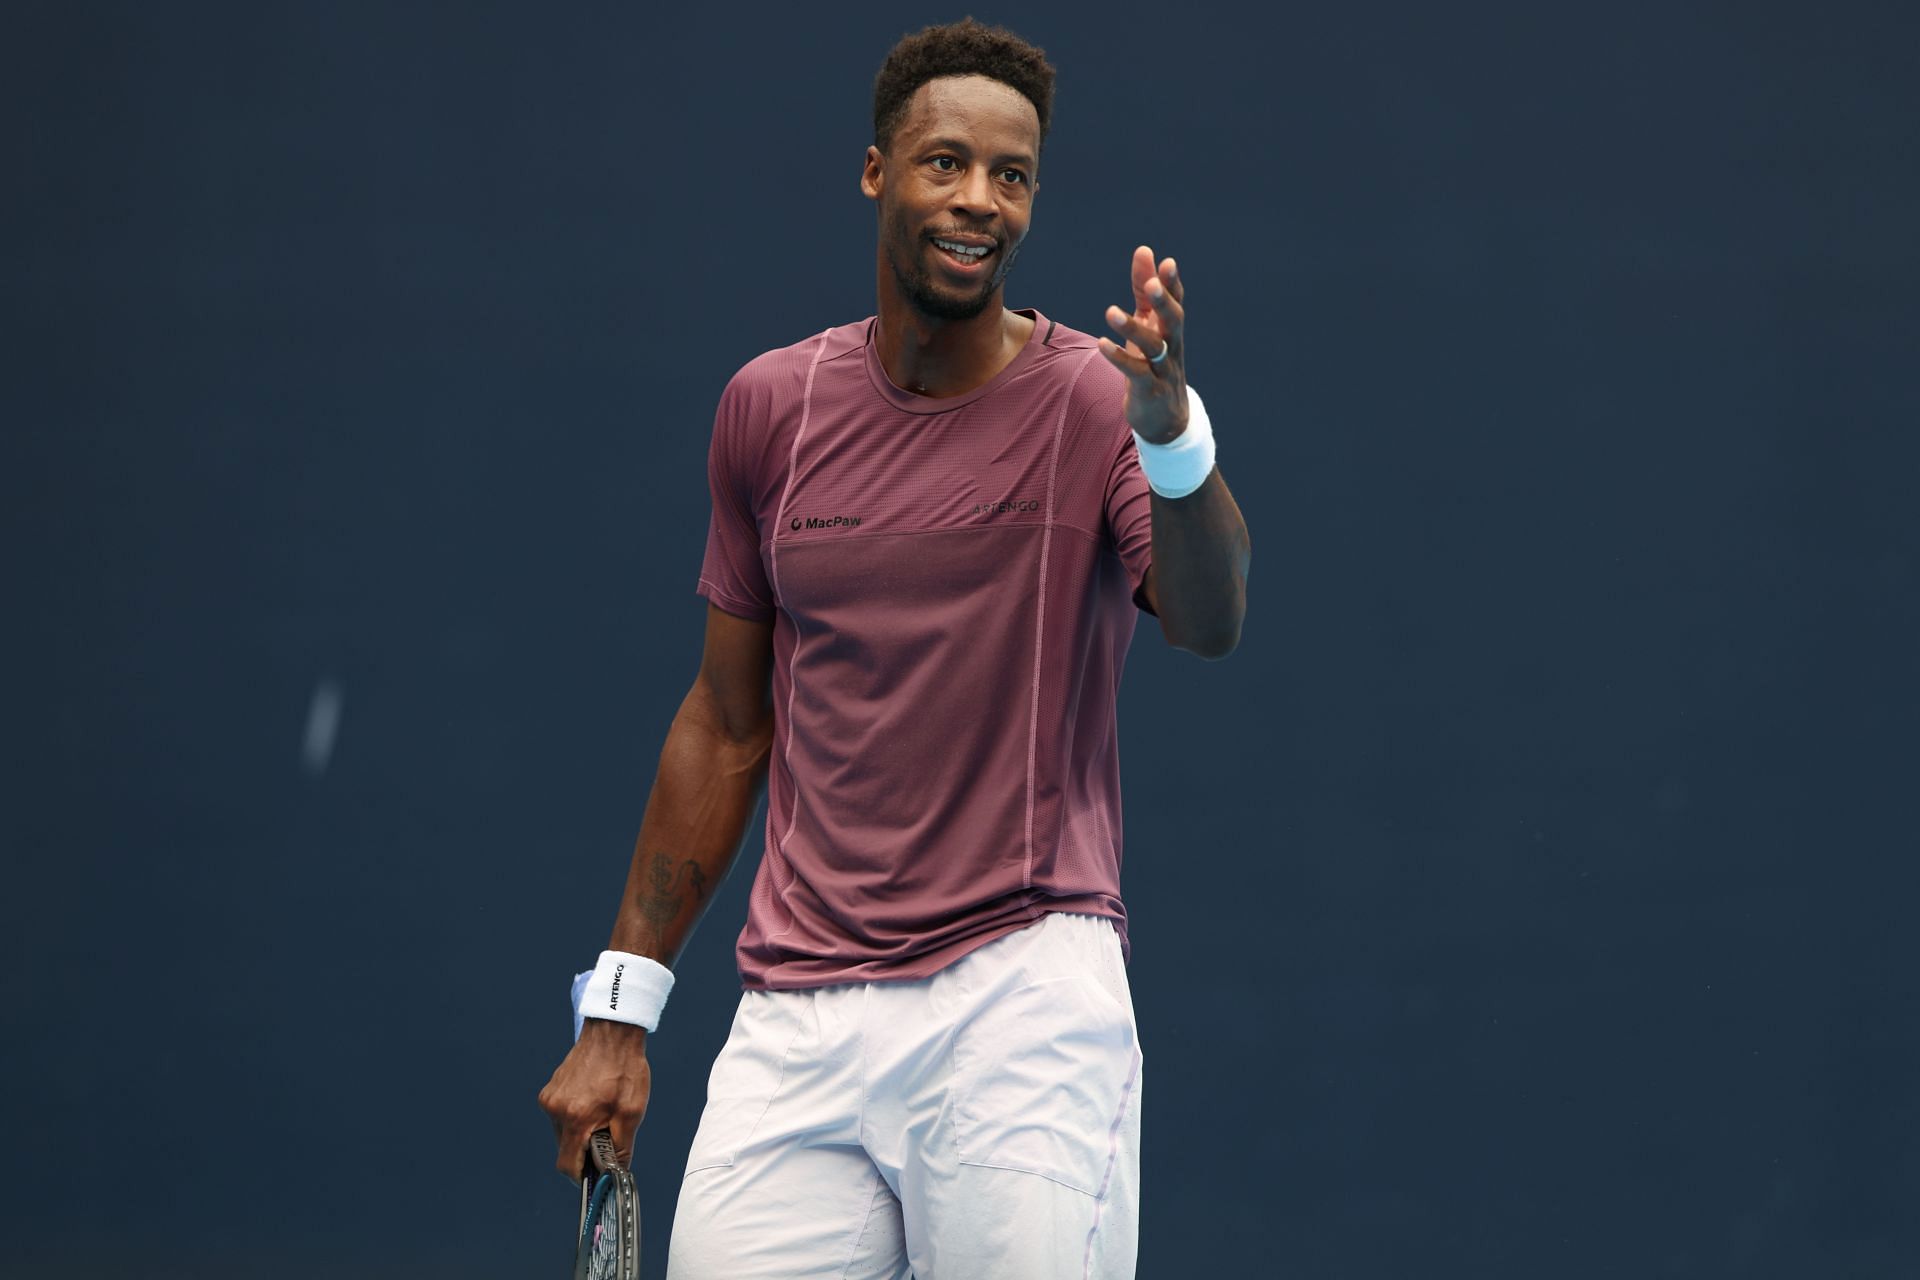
[537,601,776,1177]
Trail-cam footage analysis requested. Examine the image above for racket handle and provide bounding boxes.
[586,1128,620,1176]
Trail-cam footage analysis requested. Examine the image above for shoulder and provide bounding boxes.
[726,317,869,393]
[711,319,872,464]
[714,318,867,429]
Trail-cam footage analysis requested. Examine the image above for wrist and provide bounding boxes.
[571,950,675,1039]
[1133,382,1216,499]
[580,1016,649,1044]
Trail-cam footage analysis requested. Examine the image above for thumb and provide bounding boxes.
[555,1116,604,1182]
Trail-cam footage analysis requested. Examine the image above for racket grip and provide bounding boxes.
[586,1127,620,1176]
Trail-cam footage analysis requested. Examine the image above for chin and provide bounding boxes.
[911,286,992,322]
[896,264,994,321]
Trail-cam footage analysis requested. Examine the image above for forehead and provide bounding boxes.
[898,74,1039,151]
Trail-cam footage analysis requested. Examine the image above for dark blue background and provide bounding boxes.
[5,2,1917,1275]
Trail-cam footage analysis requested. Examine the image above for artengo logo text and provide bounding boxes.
[789,514,863,531]
[972,498,1040,515]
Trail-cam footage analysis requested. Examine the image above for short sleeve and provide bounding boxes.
[694,372,776,622]
[1101,394,1159,618]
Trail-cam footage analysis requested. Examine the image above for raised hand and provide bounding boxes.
[1096,244,1189,444]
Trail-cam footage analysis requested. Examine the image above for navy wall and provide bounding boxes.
[5,2,1917,1275]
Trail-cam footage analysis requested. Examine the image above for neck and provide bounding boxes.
[873,285,1029,399]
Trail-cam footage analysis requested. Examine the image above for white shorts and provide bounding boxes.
[665,911,1144,1279]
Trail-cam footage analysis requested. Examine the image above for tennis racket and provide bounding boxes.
[573,1127,639,1280]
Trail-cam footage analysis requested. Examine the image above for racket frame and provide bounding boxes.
[573,1128,639,1280]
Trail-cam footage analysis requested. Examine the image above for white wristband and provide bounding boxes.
[572,949,674,1037]
[1132,382,1217,499]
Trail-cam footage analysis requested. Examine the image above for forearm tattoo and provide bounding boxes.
[637,851,710,933]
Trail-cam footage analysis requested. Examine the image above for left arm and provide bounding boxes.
[1098,245,1251,659]
[1138,465,1249,659]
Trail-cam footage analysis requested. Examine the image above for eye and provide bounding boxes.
[929,155,1028,185]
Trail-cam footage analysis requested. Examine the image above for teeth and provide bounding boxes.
[934,238,989,258]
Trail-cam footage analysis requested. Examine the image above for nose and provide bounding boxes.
[950,163,998,222]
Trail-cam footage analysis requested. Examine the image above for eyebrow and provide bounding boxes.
[920,136,1035,168]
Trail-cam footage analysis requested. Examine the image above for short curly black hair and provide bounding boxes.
[872,16,1056,163]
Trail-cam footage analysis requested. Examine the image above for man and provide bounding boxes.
[539,17,1250,1277]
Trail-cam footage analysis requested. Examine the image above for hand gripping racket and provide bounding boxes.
[574,1127,639,1280]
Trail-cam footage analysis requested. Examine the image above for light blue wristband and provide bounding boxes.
[571,968,593,1041]
[1133,383,1217,499]
[572,950,675,1036]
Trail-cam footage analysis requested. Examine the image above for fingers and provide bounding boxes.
[1130,244,1156,309]
[607,1058,651,1170]
[1159,254,1183,304]
[1104,303,1174,356]
[1137,252,1183,343]
[542,1096,593,1180]
[1102,303,1149,347]
[551,1113,639,1180]
[1097,317,1159,378]
[538,1069,606,1181]
[1100,302,1179,375]
[606,1110,641,1171]
[1129,245,1184,309]
[1100,245,1183,378]
[562,1130,591,1182]
[537,1051,651,1181]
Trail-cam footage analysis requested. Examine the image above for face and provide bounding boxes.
[862,74,1041,321]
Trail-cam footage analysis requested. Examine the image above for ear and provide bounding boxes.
[860,146,884,201]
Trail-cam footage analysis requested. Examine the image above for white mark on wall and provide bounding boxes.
[303,679,343,776]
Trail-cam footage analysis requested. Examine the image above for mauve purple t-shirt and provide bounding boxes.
[696,306,1157,991]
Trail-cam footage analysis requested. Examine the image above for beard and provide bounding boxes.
[882,204,1019,321]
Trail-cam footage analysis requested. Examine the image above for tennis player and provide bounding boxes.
[539,17,1250,1278]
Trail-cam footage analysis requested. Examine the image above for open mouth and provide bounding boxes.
[930,236,995,274]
